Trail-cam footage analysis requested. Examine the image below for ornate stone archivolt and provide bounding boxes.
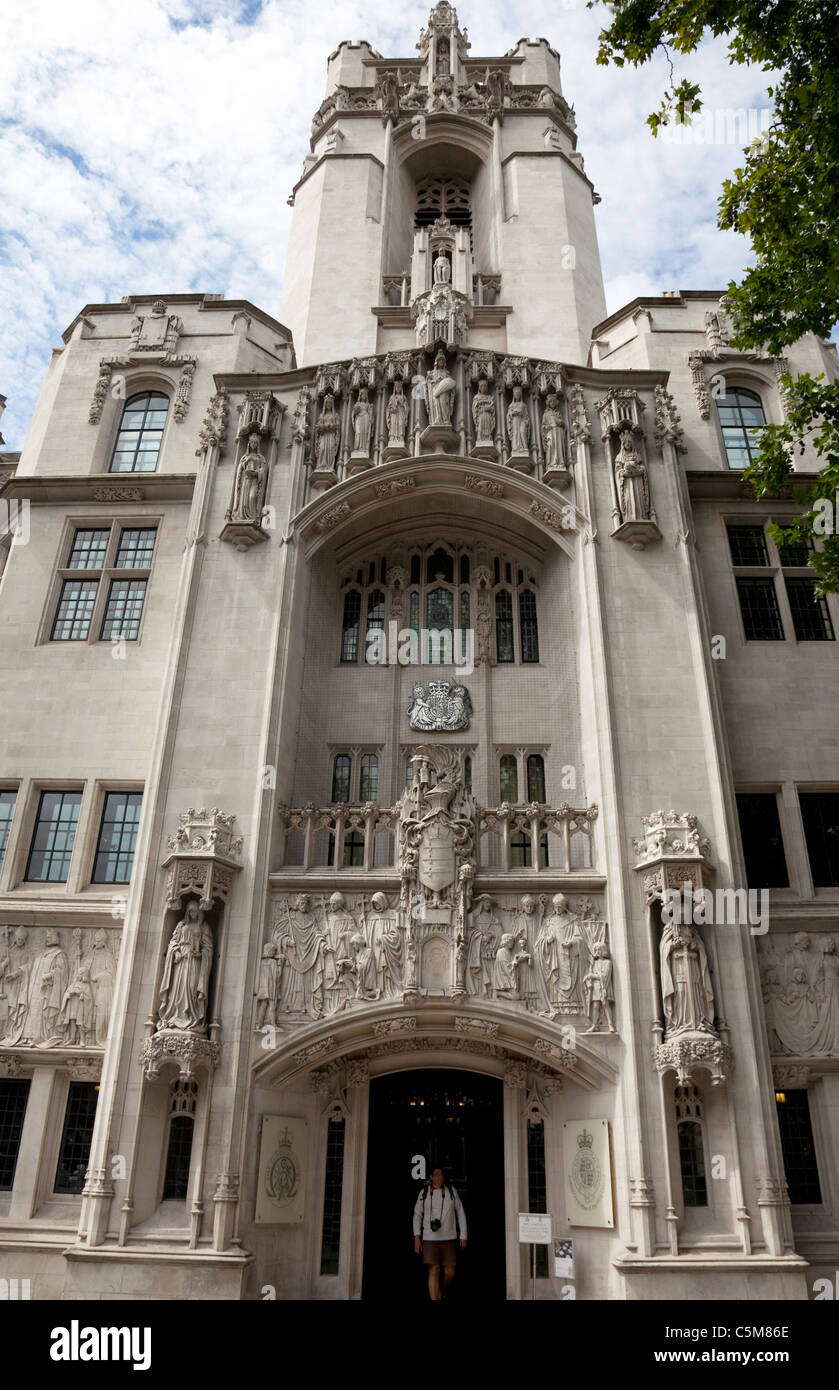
[759,932,839,1058]
[0,925,120,1053]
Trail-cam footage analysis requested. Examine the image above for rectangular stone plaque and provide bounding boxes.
[255,1115,308,1224]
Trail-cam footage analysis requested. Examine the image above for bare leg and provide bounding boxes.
[428,1265,441,1300]
[441,1265,456,1298]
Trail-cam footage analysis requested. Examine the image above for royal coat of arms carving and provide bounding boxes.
[408,679,473,731]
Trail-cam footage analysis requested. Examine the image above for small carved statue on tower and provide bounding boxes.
[472,378,496,445]
[315,392,340,473]
[433,250,452,285]
[541,393,567,470]
[584,941,615,1032]
[425,350,456,427]
[506,385,530,457]
[386,379,409,449]
[352,387,374,457]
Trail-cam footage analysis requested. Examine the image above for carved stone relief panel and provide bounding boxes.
[0,925,120,1050]
[758,932,839,1058]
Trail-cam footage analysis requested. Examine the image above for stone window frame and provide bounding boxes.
[338,537,541,667]
[108,388,171,475]
[38,515,161,649]
[327,746,384,805]
[721,512,836,648]
[673,1082,710,1210]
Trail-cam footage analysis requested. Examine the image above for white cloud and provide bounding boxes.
[0,0,780,447]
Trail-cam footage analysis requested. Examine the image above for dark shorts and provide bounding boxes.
[422,1238,457,1267]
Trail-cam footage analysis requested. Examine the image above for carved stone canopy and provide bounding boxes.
[163,808,243,912]
[634,811,714,903]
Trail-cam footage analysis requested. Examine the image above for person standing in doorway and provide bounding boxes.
[413,1166,467,1300]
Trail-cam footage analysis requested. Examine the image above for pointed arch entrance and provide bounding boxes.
[362,1066,505,1303]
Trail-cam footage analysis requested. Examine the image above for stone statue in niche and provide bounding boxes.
[614,429,651,523]
[0,927,31,1042]
[314,392,341,472]
[506,385,530,458]
[472,379,496,446]
[351,388,374,458]
[433,251,452,285]
[584,942,615,1032]
[322,891,357,1014]
[512,894,549,1013]
[659,919,715,1037]
[537,893,585,1012]
[475,590,492,665]
[386,380,409,450]
[229,431,268,524]
[541,393,567,470]
[425,350,456,428]
[23,930,69,1045]
[274,893,325,1020]
[493,933,529,999]
[466,894,501,997]
[255,941,282,1029]
[369,891,403,995]
[60,965,96,1046]
[157,900,214,1033]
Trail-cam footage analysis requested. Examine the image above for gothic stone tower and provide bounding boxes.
[1,3,836,1302]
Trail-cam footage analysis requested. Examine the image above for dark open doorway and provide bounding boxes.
[362,1067,506,1302]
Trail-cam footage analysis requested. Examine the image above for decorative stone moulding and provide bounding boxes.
[89,303,198,425]
[139,1030,221,1081]
[163,807,243,912]
[633,810,713,901]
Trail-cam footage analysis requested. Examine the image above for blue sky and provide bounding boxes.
[0,0,781,448]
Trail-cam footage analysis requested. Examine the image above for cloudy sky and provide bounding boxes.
[0,0,779,448]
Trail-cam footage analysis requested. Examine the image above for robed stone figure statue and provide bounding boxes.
[158,900,214,1033]
[660,920,715,1036]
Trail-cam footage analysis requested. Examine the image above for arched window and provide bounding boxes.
[110,392,169,474]
[426,587,454,663]
[526,754,546,803]
[500,754,518,803]
[464,755,473,793]
[519,590,539,663]
[162,1078,198,1201]
[359,754,379,803]
[716,387,766,470]
[495,591,514,663]
[364,590,385,663]
[675,1084,708,1207]
[415,175,472,230]
[340,591,361,663]
[331,754,351,803]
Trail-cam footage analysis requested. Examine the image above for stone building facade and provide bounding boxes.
[0,4,837,1301]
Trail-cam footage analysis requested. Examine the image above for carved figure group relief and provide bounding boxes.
[0,926,119,1049]
[264,747,614,1035]
[759,933,839,1057]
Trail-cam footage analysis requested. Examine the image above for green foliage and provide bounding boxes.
[591,1,839,589]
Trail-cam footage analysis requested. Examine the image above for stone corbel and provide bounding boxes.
[139,1030,221,1081]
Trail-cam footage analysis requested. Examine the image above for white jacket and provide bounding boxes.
[413,1183,467,1241]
